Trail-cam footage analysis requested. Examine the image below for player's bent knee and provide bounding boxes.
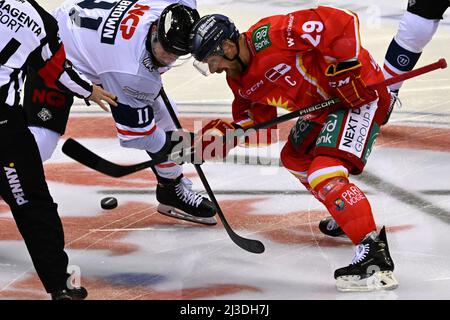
[28,126,60,162]
[280,142,310,180]
[307,158,349,192]
[313,176,349,202]
[119,127,166,152]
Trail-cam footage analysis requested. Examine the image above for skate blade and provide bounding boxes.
[157,204,217,226]
[336,271,399,292]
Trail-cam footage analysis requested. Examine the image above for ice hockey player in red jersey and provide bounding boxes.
[190,6,398,291]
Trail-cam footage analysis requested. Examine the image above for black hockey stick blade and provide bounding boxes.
[227,224,265,253]
[194,168,265,254]
[62,138,155,177]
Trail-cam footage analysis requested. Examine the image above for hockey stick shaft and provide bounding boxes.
[159,88,265,254]
[62,138,156,178]
[372,58,447,89]
[248,58,447,131]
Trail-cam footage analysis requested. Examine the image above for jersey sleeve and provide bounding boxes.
[229,83,278,147]
[314,6,362,62]
[263,6,362,62]
[26,5,93,99]
[232,99,278,147]
[231,93,254,128]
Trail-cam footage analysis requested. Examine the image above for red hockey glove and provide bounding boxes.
[326,61,377,109]
[195,119,241,161]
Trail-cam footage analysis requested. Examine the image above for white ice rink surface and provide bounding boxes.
[0,0,449,300]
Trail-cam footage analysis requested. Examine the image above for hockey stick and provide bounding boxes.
[62,58,446,176]
[158,88,265,254]
[61,96,338,178]
[249,58,447,131]
[62,113,265,253]
[62,138,156,178]
[374,58,447,89]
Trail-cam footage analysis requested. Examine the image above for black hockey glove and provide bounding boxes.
[147,130,198,165]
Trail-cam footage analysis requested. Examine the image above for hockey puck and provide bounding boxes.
[101,197,118,210]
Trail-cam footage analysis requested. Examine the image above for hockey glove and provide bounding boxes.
[147,130,196,165]
[195,119,241,161]
[326,60,377,109]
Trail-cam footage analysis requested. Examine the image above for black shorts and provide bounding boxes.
[407,0,449,20]
[23,68,74,135]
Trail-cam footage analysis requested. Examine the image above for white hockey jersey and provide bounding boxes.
[53,0,196,109]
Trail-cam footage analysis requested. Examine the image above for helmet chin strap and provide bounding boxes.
[235,55,246,72]
[222,41,246,72]
[148,31,167,68]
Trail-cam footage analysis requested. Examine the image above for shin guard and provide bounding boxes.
[317,179,376,244]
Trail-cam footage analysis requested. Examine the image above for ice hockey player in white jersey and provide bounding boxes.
[23,0,217,225]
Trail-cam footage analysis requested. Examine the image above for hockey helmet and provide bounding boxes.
[190,14,240,61]
[157,3,200,56]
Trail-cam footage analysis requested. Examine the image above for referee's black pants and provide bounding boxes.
[0,106,69,293]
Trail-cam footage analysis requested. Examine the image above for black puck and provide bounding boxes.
[101,197,118,210]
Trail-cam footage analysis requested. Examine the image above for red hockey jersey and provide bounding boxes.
[228,6,390,132]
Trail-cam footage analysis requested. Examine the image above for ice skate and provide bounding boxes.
[51,286,88,300]
[334,227,398,292]
[156,175,217,226]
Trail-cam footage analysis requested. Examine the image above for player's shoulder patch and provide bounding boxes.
[251,23,272,53]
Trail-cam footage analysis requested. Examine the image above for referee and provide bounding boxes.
[0,0,116,300]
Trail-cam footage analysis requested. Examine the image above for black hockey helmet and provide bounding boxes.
[157,3,200,56]
[190,14,240,61]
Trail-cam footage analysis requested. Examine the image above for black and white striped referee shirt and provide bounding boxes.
[0,0,93,108]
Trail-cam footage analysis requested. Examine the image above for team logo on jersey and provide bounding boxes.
[37,108,52,122]
[287,37,295,48]
[286,13,295,47]
[238,80,264,99]
[101,0,149,44]
[123,86,155,102]
[316,112,342,148]
[266,96,289,110]
[290,117,316,148]
[341,186,365,206]
[252,24,271,52]
[265,63,291,82]
[32,88,67,108]
[141,55,155,72]
[334,198,345,211]
[120,3,150,40]
[339,105,377,158]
